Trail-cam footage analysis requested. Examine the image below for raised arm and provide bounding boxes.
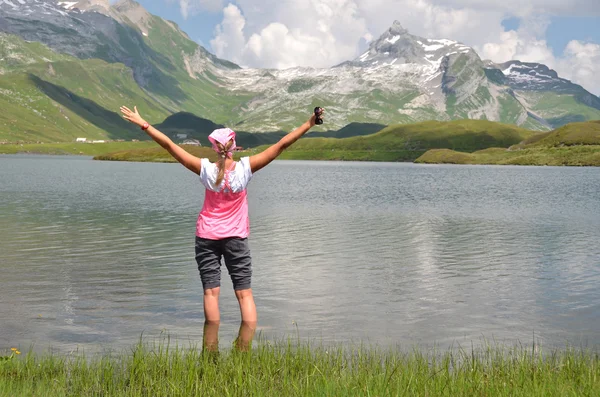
[120,106,201,174]
[249,109,324,173]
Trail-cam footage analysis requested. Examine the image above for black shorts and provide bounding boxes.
[195,236,252,291]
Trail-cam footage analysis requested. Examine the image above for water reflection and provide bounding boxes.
[202,321,256,353]
[1,156,599,353]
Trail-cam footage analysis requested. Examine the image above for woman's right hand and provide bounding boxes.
[120,106,147,128]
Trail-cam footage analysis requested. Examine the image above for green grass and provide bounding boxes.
[94,146,233,163]
[10,120,597,167]
[1,340,598,396]
[86,119,536,163]
[270,149,425,162]
[514,120,600,148]
[0,142,158,156]
[416,146,600,166]
[251,119,535,161]
[0,33,172,143]
[74,119,537,163]
[415,120,600,166]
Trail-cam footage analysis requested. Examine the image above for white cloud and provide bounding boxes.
[175,0,223,19]
[211,1,367,69]
[206,0,600,94]
[479,16,555,64]
[479,14,600,95]
[557,41,600,94]
[210,4,247,62]
[433,0,600,16]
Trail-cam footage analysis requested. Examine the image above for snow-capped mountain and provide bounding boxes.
[1,1,599,138]
[345,21,474,69]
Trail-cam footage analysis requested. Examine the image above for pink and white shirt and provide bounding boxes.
[196,157,253,240]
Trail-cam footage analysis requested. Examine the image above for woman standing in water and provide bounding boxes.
[120,105,324,351]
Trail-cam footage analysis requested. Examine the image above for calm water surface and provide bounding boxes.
[1,155,599,354]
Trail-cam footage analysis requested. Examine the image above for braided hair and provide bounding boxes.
[215,139,234,186]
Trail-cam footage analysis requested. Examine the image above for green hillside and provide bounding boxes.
[262,119,535,161]
[513,120,600,148]
[93,119,538,163]
[415,120,600,166]
[0,34,169,143]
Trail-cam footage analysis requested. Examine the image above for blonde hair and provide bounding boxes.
[215,139,234,186]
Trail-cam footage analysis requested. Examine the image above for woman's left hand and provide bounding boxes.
[309,108,325,127]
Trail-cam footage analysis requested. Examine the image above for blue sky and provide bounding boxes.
[132,0,600,94]
[503,16,600,56]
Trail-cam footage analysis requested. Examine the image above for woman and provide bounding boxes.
[120,105,324,351]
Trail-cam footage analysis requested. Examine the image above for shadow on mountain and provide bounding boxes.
[547,114,587,129]
[5,12,188,103]
[155,113,388,148]
[309,123,386,139]
[154,112,285,148]
[29,75,142,140]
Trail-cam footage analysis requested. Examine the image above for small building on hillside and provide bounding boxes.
[76,138,87,143]
[182,139,201,146]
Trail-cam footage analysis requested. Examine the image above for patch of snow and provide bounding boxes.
[142,32,148,37]
[389,58,398,65]
[422,44,445,52]
[424,56,443,68]
[2,0,18,7]
[424,71,442,83]
[58,2,78,9]
[430,39,457,46]
[502,64,517,75]
[359,51,369,62]
[386,35,400,45]
[384,52,389,55]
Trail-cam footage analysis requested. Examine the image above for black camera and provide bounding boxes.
[314,107,324,125]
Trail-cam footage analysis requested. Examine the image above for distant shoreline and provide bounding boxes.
[2,145,599,167]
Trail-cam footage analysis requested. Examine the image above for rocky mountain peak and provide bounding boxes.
[389,20,408,36]
[345,20,476,71]
[112,0,143,13]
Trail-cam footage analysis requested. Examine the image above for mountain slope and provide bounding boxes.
[0,33,171,142]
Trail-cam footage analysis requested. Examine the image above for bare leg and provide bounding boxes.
[203,287,220,351]
[234,288,257,351]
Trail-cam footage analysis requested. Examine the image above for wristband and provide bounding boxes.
[141,122,150,130]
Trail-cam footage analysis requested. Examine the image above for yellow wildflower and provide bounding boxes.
[11,348,17,352]
[15,351,21,355]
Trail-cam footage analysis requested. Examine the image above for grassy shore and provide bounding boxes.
[0,142,158,156]
[3,120,599,166]
[1,341,598,396]
[88,119,536,163]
